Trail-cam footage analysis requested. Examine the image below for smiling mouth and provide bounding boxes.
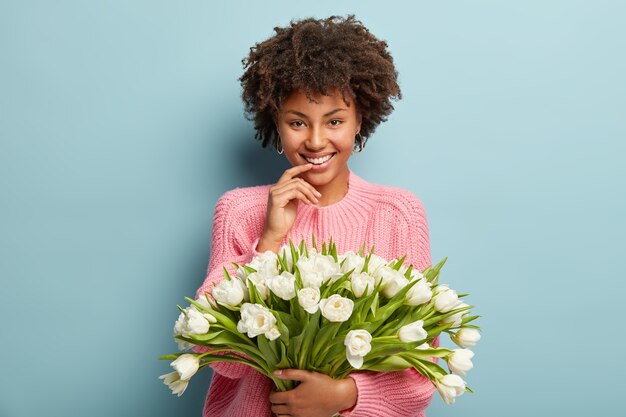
[301,153,336,165]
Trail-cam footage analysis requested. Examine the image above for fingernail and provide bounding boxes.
[315,191,322,197]
[274,370,283,376]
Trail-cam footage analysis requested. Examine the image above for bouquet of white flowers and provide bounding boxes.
[159,237,481,405]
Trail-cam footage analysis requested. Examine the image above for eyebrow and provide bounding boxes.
[284,108,347,118]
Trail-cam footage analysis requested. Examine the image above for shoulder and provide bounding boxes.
[366,180,428,223]
[213,184,271,222]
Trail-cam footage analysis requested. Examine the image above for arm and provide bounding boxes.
[192,190,262,379]
[341,192,436,416]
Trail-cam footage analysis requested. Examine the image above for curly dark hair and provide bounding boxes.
[239,15,401,151]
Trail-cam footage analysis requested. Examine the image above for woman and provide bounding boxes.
[195,15,435,417]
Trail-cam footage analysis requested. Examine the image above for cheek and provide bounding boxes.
[332,131,356,151]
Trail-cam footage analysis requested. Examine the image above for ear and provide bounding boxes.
[356,112,363,134]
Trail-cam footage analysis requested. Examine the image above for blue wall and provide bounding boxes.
[1,1,624,416]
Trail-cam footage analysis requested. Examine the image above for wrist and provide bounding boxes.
[257,232,284,253]
[337,377,357,413]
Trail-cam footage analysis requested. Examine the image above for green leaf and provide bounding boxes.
[362,355,412,372]
[258,334,279,368]
[391,254,407,271]
[422,304,472,327]
[158,353,183,361]
[404,264,414,279]
[274,310,302,335]
[312,322,342,367]
[403,347,452,360]
[299,239,305,254]
[277,253,289,273]
[399,353,447,380]
[462,315,480,325]
[289,240,299,272]
[321,269,354,298]
[299,311,321,368]
[426,322,455,336]
[223,266,232,281]
[357,242,366,257]
[185,330,224,343]
[330,239,338,262]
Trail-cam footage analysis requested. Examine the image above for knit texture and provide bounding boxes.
[195,169,436,417]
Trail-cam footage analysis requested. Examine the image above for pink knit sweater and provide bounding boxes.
[195,169,436,417]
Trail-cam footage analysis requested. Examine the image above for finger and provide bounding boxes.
[289,179,321,203]
[272,187,316,206]
[269,390,289,404]
[270,404,291,415]
[273,369,314,382]
[277,163,313,183]
[273,178,321,203]
[297,178,323,199]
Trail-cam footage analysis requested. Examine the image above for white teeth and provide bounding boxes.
[305,154,334,164]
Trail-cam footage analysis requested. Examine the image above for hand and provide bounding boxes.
[269,369,357,417]
[258,164,322,253]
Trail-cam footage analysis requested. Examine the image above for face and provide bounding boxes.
[276,88,362,193]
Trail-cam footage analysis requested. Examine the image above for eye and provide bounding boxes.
[289,120,305,128]
[329,119,343,126]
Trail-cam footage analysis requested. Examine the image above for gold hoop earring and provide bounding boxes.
[276,136,284,155]
[353,132,366,153]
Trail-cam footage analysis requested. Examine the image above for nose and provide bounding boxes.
[305,126,326,151]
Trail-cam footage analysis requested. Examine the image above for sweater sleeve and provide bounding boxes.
[193,190,262,380]
[340,192,436,416]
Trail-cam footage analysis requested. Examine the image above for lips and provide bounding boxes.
[301,153,336,165]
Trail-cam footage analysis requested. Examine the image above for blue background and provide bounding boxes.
[1,1,624,416]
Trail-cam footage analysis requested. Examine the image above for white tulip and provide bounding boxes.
[340,251,365,274]
[388,258,409,276]
[247,251,279,279]
[398,320,428,343]
[185,307,211,334]
[319,294,354,322]
[265,326,281,341]
[365,254,387,277]
[212,278,247,307]
[235,265,248,281]
[237,303,278,339]
[267,271,297,300]
[246,272,269,300]
[442,302,469,327]
[411,271,425,280]
[416,342,430,350]
[405,278,432,306]
[173,306,217,346]
[173,311,188,336]
[380,268,409,298]
[173,312,192,350]
[278,245,295,270]
[297,287,321,314]
[351,272,375,298]
[171,354,200,381]
[159,371,189,396]
[297,253,340,288]
[434,285,461,313]
[453,328,481,348]
[344,329,372,369]
[194,295,214,310]
[447,349,474,376]
[436,374,466,404]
